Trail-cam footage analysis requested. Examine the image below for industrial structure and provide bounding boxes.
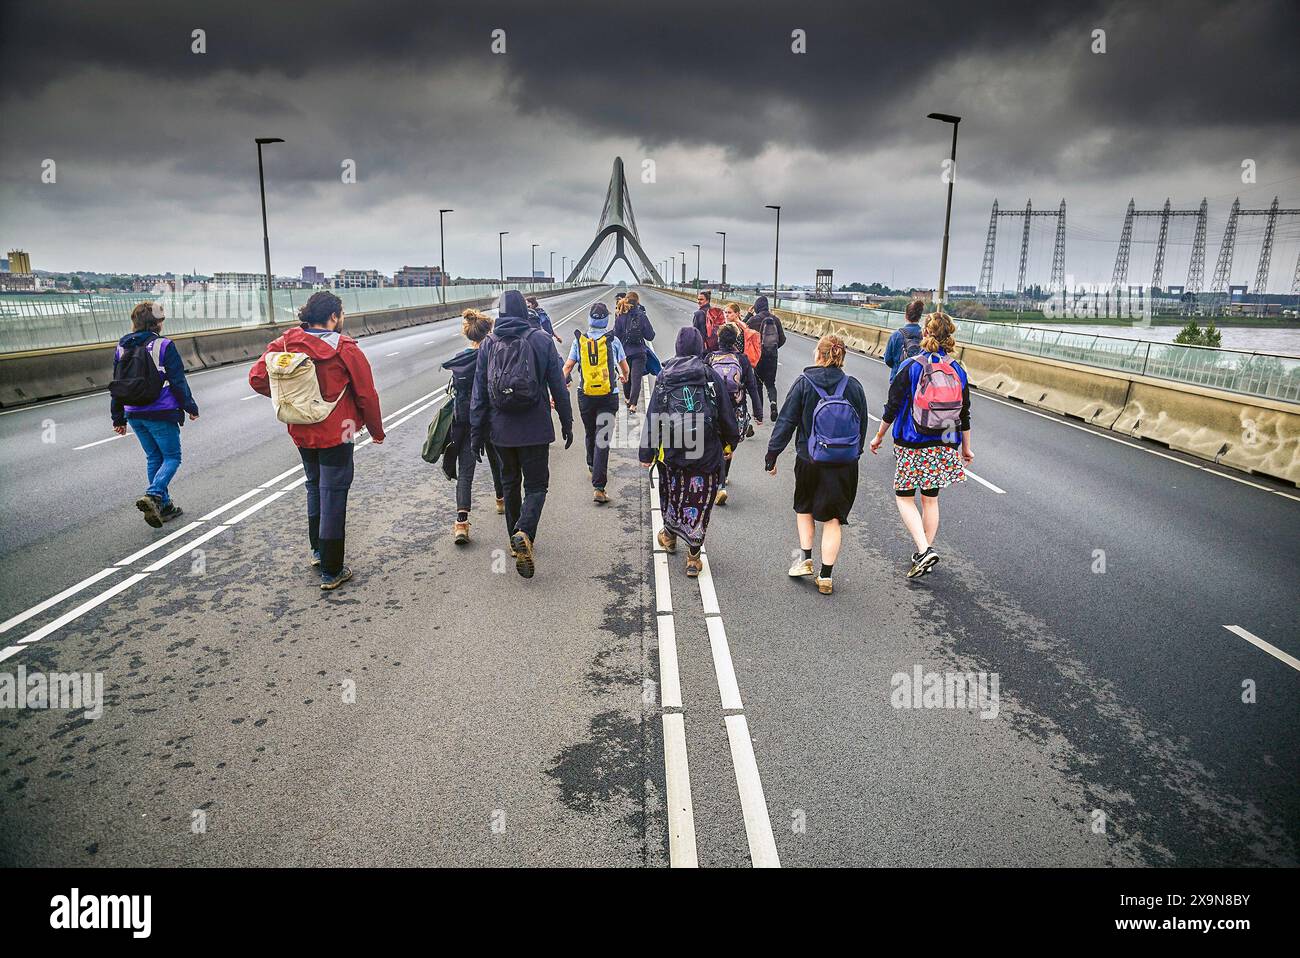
[1110,198,1208,294]
[976,200,1066,301]
[1209,196,1300,299]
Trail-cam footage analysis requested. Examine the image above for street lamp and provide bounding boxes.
[693,244,701,290]
[531,243,539,289]
[438,208,453,305]
[927,112,962,309]
[550,250,556,286]
[679,251,686,288]
[498,231,509,284]
[765,205,781,308]
[716,231,727,289]
[562,256,568,283]
[670,255,676,289]
[255,137,284,324]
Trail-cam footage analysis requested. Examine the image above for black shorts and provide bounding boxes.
[793,457,858,524]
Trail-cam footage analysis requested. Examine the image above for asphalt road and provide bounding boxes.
[0,283,1296,867]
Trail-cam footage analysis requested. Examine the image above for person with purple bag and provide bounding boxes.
[109,301,199,528]
[765,333,868,596]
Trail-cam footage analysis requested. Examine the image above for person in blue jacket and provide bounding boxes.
[612,290,656,412]
[110,302,199,527]
[525,295,562,344]
[883,300,926,379]
[470,290,573,578]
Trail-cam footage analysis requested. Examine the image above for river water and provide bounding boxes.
[1023,323,1300,357]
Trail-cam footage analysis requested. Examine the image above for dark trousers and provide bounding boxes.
[755,360,778,409]
[624,353,647,407]
[455,427,503,512]
[578,392,620,490]
[300,442,354,575]
[496,443,550,542]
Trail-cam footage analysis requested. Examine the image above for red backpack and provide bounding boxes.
[910,355,965,436]
[704,307,728,350]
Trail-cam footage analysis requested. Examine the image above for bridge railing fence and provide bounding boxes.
[668,288,1299,403]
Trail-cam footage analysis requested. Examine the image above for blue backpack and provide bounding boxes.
[804,374,861,463]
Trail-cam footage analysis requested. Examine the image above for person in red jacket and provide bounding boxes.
[249,291,385,590]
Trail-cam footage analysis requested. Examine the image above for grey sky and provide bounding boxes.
[2,0,1298,290]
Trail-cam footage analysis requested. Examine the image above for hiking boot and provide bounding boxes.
[510,531,535,579]
[685,553,703,577]
[770,402,778,421]
[135,494,163,528]
[815,576,833,595]
[320,566,353,591]
[311,549,322,568]
[593,488,610,505]
[715,487,728,507]
[495,498,505,515]
[159,502,184,523]
[907,547,939,578]
[745,423,755,438]
[788,557,814,577]
[454,520,470,544]
[657,528,677,553]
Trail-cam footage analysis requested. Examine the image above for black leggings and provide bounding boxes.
[896,488,939,498]
[625,353,647,407]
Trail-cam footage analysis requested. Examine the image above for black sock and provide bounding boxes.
[802,548,812,560]
[820,563,834,578]
[457,510,468,523]
[688,546,702,558]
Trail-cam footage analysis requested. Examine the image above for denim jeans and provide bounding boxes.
[129,418,182,505]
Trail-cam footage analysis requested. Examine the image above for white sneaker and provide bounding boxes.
[788,557,814,577]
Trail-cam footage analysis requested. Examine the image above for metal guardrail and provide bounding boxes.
[0,282,580,353]
[667,287,1300,404]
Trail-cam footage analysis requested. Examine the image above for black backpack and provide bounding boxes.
[650,357,717,468]
[760,316,780,357]
[899,325,923,362]
[486,331,540,412]
[624,310,644,348]
[110,337,169,406]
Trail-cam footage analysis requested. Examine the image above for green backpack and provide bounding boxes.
[422,380,457,465]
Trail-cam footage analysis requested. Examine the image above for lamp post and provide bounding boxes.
[498,231,509,284]
[693,244,701,290]
[255,137,284,324]
[550,250,556,286]
[438,208,453,304]
[765,205,781,308]
[562,256,568,283]
[670,255,676,289]
[679,251,686,288]
[927,112,962,309]
[716,231,727,289]
[531,243,539,289]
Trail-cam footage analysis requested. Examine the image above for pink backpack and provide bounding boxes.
[910,355,964,436]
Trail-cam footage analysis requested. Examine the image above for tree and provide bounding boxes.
[1174,319,1222,347]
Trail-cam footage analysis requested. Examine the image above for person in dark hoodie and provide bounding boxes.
[746,295,787,422]
[249,290,385,591]
[883,299,926,380]
[612,290,655,412]
[691,289,713,345]
[765,334,868,596]
[470,289,573,578]
[442,309,505,544]
[705,322,762,506]
[110,301,200,527]
[639,327,739,578]
[525,295,562,344]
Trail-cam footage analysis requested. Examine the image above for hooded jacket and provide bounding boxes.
[470,290,573,449]
[639,327,739,474]
[612,304,655,358]
[110,329,199,426]
[765,364,869,470]
[441,346,481,425]
[746,296,787,373]
[249,325,385,448]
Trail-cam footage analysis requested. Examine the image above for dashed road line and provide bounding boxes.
[0,567,121,634]
[74,434,126,450]
[1223,625,1300,673]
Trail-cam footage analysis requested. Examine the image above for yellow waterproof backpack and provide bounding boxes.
[578,333,613,396]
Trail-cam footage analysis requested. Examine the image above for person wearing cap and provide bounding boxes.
[562,302,630,504]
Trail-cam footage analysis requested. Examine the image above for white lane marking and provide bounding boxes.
[381,386,447,423]
[662,712,699,868]
[224,490,289,526]
[724,715,781,868]
[696,553,721,615]
[280,474,308,491]
[657,614,682,709]
[116,521,204,565]
[385,351,401,357]
[200,488,262,521]
[383,395,446,432]
[965,469,1006,494]
[705,616,744,711]
[260,464,304,488]
[142,525,230,572]
[74,434,126,450]
[239,393,260,401]
[0,393,95,416]
[651,507,665,549]
[653,553,673,613]
[0,646,24,663]
[1224,625,1300,673]
[0,567,120,634]
[18,573,151,645]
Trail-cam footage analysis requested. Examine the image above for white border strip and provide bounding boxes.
[18,573,151,645]
[662,713,699,868]
[724,714,781,868]
[1224,625,1300,673]
[143,525,230,572]
[705,616,744,711]
[116,521,204,566]
[0,567,120,634]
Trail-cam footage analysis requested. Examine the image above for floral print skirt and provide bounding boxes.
[893,445,966,492]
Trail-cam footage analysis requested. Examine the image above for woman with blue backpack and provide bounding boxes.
[765,333,868,596]
[869,311,972,578]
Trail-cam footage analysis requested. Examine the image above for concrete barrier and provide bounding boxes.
[647,287,1300,486]
[0,287,599,408]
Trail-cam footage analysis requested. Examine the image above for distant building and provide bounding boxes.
[0,258,8,272]
[948,285,976,296]
[333,269,385,289]
[8,250,31,274]
[212,271,268,290]
[301,266,325,285]
[392,265,446,287]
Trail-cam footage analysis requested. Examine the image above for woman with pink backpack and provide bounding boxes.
[869,311,972,578]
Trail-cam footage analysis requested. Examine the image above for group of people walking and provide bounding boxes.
[108,285,972,593]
